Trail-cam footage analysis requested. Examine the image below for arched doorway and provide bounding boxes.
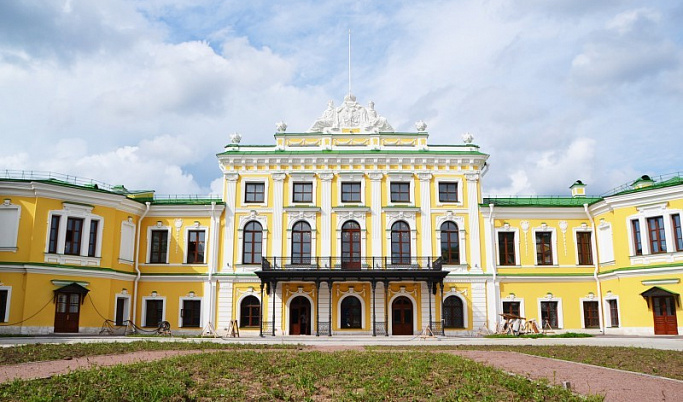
[341,221,361,270]
[392,296,413,335]
[289,296,311,335]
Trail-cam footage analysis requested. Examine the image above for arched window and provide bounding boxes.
[243,221,262,264]
[440,222,460,264]
[391,221,411,264]
[341,296,362,328]
[240,295,260,328]
[443,296,464,328]
[341,221,361,270]
[291,221,311,265]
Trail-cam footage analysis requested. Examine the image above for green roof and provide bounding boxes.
[482,196,603,207]
[605,175,683,197]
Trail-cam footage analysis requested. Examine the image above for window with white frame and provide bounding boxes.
[143,297,165,327]
[386,174,414,205]
[119,219,135,263]
[538,298,562,328]
[535,231,554,265]
[337,173,365,205]
[627,205,683,257]
[497,230,518,266]
[502,300,521,317]
[606,298,620,327]
[45,203,103,261]
[242,178,269,206]
[114,294,130,326]
[186,229,206,264]
[0,200,20,251]
[0,287,11,323]
[576,231,593,265]
[180,298,201,328]
[443,295,465,328]
[148,227,170,264]
[581,300,600,328]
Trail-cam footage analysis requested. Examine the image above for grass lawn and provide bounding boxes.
[0,350,601,401]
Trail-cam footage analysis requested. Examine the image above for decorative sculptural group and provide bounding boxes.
[307,94,394,133]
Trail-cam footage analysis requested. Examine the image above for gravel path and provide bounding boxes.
[1,347,681,401]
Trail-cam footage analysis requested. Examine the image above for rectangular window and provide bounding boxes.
[150,230,168,263]
[181,299,201,327]
[438,182,458,203]
[244,182,265,203]
[115,297,127,326]
[0,290,7,322]
[632,219,642,256]
[187,230,206,264]
[498,232,516,266]
[144,299,164,327]
[64,217,84,255]
[583,301,599,328]
[576,232,593,265]
[647,216,667,254]
[535,232,553,265]
[390,182,410,203]
[292,182,313,203]
[672,214,683,252]
[502,301,520,317]
[48,215,61,254]
[87,220,99,257]
[341,182,361,203]
[540,301,559,328]
[608,299,619,327]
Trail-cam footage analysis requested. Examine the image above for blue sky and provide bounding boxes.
[1,0,682,196]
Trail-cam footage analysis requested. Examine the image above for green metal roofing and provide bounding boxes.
[482,196,603,207]
[604,175,683,197]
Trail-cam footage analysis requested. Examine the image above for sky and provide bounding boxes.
[1,0,682,197]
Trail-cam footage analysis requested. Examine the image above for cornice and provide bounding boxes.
[145,204,225,217]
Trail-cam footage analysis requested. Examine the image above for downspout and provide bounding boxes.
[132,201,151,326]
[583,203,604,333]
[488,203,498,329]
[208,202,218,329]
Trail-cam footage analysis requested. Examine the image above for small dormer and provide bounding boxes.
[570,180,586,198]
[632,175,655,190]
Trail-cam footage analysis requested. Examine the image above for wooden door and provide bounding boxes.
[392,296,413,335]
[54,293,81,333]
[341,221,361,270]
[115,297,126,326]
[653,296,678,335]
[289,296,311,335]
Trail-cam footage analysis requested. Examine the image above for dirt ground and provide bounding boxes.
[1,346,681,401]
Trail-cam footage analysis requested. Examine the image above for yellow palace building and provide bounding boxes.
[0,94,681,336]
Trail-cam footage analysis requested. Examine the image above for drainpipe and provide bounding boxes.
[488,203,499,329]
[132,202,151,326]
[208,202,218,330]
[583,203,604,333]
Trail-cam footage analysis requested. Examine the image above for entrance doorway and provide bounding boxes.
[289,296,311,335]
[392,296,413,335]
[341,221,361,270]
[54,293,81,333]
[653,296,678,335]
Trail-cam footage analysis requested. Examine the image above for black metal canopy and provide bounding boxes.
[640,286,679,298]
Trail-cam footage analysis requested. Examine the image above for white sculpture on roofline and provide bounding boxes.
[307,94,394,133]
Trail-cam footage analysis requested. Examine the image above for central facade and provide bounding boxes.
[217,94,487,336]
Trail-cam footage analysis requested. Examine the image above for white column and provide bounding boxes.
[216,279,233,334]
[417,172,433,259]
[222,173,239,271]
[465,172,483,273]
[271,172,286,258]
[471,280,487,330]
[369,172,384,261]
[319,173,334,258]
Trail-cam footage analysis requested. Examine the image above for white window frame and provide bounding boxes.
[336,212,368,268]
[146,225,171,264]
[178,296,203,328]
[290,173,317,205]
[113,292,131,325]
[495,226,520,266]
[386,173,415,205]
[141,296,166,327]
[626,203,683,260]
[572,226,594,266]
[337,173,366,205]
[537,296,563,329]
[236,291,261,328]
[604,296,620,328]
[184,225,208,265]
[236,212,269,270]
[0,200,21,252]
[579,296,601,329]
[242,178,269,206]
[337,293,366,330]
[501,295,525,319]
[44,203,104,265]
[118,218,136,264]
[532,225,558,266]
[435,216,467,266]
[0,286,12,323]
[385,214,418,266]
[435,178,464,206]
[286,215,318,263]
[442,291,469,329]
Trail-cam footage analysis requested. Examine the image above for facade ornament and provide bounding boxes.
[318,172,334,182]
[272,172,286,182]
[276,121,287,133]
[520,221,530,257]
[462,132,474,144]
[230,132,242,144]
[307,95,394,133]
[415,120,427,132]
[559,221,568,256]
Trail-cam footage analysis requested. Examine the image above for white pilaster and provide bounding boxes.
[216,280,233,333]
[271,172,286,258]
[369,172,384,260]
[465,172,483,273]
[485,280,500,330]
[417,172,433,259]
[470,280,487,330]
[319,173,334,257]
[222,173,239,271]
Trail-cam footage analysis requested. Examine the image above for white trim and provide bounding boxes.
[44,206,104,265]
[495,225,520,266]
[435,218,467,267]
[435,177,464,207]
[385,218,417,266]
[603,296,621,328]
[337,293,366,330]
[286,213,318,261]
[183,226,208,265]
[119,219,136,263]
[0,286,11,323]
[146,226,171,264]
[113,292,131,325]
[285,293,315,335]
[442,291,468,329]
[0,201,21,251]
[236,290,261,328]
[579,296,601,329]
[501,294,525,319]
[388,292,417,335]
[532,225,558,266]
[141,296,166,327]
[337,172,366,205]
[236,212,268,268]
[179,296,203,328]
[336,216,368,268]
[626,206,683,263]
[537,296,563,329]
[289,173,317,205]
[386,173,415,205]
[241,178,269,207]
[572,226,594,266]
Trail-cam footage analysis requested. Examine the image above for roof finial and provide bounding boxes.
[348,28,352,96]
